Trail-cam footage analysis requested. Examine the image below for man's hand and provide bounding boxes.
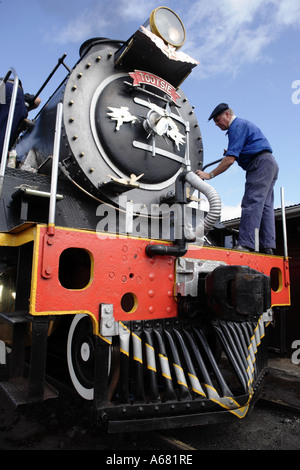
[195,156,236,180]
[195,170,212,180]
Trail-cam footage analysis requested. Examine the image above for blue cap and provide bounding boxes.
[208,103,229,121]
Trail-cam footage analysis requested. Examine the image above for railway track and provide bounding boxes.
[143,432,196,451]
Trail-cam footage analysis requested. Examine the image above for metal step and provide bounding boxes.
[0,376,58,408]
[0,311,58,405]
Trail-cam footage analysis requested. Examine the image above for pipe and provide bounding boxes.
[185,171,222,235]
[146,171,222,257]
[145,243,187,257]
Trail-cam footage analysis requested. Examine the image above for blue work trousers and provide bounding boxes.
[238,152,279,250]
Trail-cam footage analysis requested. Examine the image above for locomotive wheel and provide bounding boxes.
[67,314,95,400]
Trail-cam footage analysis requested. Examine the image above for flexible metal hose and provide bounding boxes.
[185,171,222,235]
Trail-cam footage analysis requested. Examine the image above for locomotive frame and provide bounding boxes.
[0,7,290,433]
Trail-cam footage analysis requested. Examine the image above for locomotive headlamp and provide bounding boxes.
[143,7,186,49]
[114,6,197,88]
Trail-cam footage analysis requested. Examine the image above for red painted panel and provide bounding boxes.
[31,227,290,323]
[33,227,177,321]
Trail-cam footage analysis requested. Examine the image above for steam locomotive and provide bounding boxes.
[0,7,290,433]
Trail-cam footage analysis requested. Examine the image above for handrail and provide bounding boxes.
[280,187,288,259]
[0,68,19,198]
[32,53,70,103]
[202,158,222,171]
[280,186,290,289]
[47,102,63,235]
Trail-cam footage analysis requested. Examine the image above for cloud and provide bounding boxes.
[221,203,241,221]
[274,0,300,26]
[180,0,300,78]
[43,6,110,45]
[43,0,159,45]
[200,198,241,221]
[115,0,158,21]
[42,0,300,75]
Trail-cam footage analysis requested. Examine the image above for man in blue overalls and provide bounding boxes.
[0,80,27,159]
[0,79,40,161]
[196,103,278,254]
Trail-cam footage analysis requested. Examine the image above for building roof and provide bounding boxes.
[223,204,300,229]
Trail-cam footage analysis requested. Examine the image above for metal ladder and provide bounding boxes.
[0,67,63,231]
[0,95,63,408]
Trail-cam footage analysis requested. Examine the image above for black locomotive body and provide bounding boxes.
[0,8,290,432]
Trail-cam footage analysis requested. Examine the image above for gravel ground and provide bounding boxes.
[0,357,299,451]
[162,402,300,450]
[0,391,299,451]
